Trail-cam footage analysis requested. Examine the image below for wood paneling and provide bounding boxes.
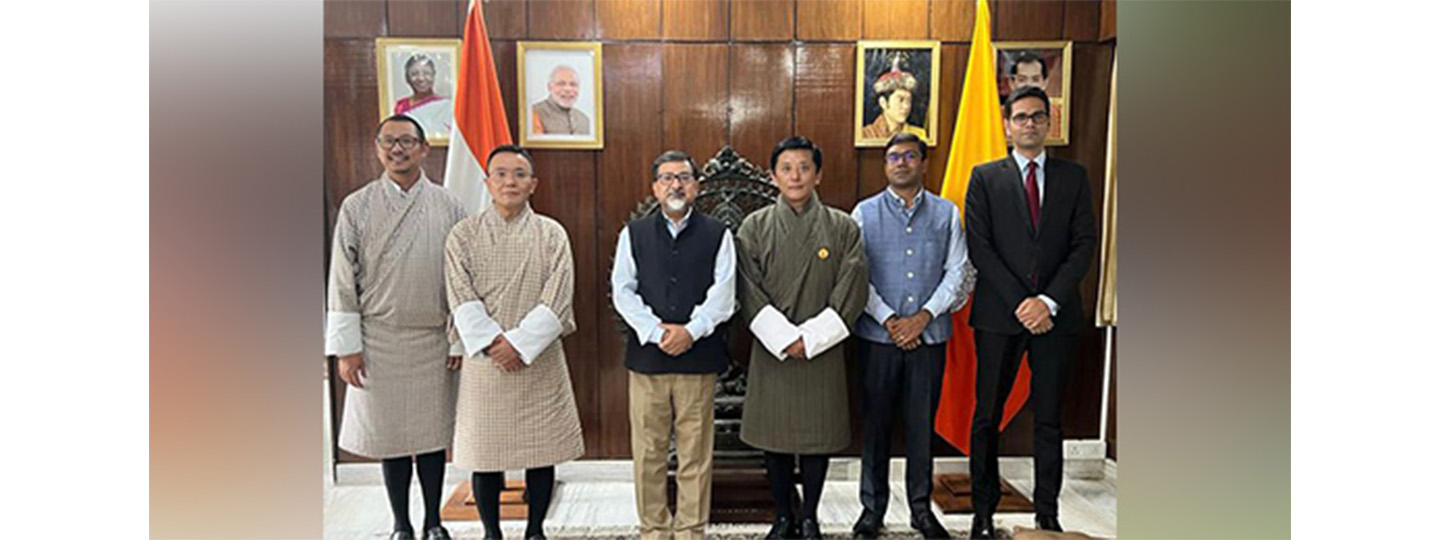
[794,44,857,210]
[995,0,1065,41]
[730,45,795,170]
[482,0,528,40]
[527,150,602,457]
[731,0,794,42]
[595,43,665,457]
[597,0,660,39]
[662,0,727,41]
[862,0,928,40]
[388,0,463,37]
[1063,0,1100,42]
[922,44,966,195]
[797,0,860,41]
[489,40,521,143]
[324,0,385,38]
[932,0,976,42]
[325,39,384,217]
[1100,0,1116,41]
[663,45,730,163]
[528,0,597,39]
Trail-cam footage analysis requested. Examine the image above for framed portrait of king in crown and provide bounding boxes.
[854,41,941,148]
[996,41,1073,146]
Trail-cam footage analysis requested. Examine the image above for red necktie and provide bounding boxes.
[1025,161,1041,231]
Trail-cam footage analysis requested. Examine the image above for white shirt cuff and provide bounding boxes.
[798,307,850,359]
[749,305,801,361]
[646,326,666,345]
[325,311,362,356]
[504,305,563,365]
[454,300,503,359]
[448,339,464,356]
[1038,295,1059,316]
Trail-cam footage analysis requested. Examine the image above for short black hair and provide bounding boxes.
[486,144,535,170]
[1009,51,1049,80]
[1004,86,1051,119]
[884,132,927,161]
[378,114,427,142]
[769,136,823,172]
[650,150,698,180]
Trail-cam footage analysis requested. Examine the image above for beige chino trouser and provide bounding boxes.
[629,371,717,540]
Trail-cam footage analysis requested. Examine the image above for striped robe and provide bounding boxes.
[445,205,585,471]
[326,174,469,459]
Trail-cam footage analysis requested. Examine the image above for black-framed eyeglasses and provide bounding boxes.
[375,136,423,149]
[1009,112,1050,125]
[655,172,697,184]
[885,150,921,165]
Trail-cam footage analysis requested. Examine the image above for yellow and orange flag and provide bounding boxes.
[444,0,514,213]
[933,0,1032,454]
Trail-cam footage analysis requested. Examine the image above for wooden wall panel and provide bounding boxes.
[663,45,730,164]
[663,0,727,41]
[528,0,597,39]
[794,44,857,210]
[1063,0,1100,42]
[527,150,602,457]
[731,0,794,42]
[489,40,521,143]
[730,44,795,171]
[482,0,528,40]
[1100,0,1116,41]
[597,0,660,39]
[595,43,665,457]
[932,0,976,42]
[324,0,385,38]
[861,0,929,40]
[325,39,384,214]
[995,0,1066,41]
[388,0,463,37]
[797,0,860,41]
[922,44,966,195]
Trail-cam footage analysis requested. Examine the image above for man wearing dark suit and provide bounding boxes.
[964,86,1096,539]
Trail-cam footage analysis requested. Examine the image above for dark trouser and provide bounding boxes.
[969,329,1074,518]
[858,341,946,516]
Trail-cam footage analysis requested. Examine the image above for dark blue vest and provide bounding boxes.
[622,211,729,374]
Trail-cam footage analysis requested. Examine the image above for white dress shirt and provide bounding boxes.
[610,209,738,346]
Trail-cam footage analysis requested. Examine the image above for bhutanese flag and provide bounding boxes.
[444,0,513,213]
[933,0,1033,454]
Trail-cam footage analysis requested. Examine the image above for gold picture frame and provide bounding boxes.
[854,40,942,148]
[518,41,604,150]
[996,41,1073,146]
[376,38,462,147]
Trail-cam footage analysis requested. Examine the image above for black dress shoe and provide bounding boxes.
[524,534,547,540]
[765,515,797,539]
[1036,514,1063,532]
[909,510,951,539]
[969,514,995,540]
[389,530,416,540]
[799,517,822,539]
[423,526,451,540]
[852,509,882,538]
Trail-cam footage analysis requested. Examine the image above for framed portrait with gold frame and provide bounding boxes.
[376,38,461,147]
[995,41,1073,146]
[518,41,604,150]
[854,40,941,148]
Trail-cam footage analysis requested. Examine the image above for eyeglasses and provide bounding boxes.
[655,172,697,184]
[375,136,423,149]
[1009,112,1050,125]
[885,150,921,165]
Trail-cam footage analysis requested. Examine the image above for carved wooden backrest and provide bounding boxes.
[627,146,778,232]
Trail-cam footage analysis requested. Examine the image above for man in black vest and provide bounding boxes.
[965,87,1097,539]
[610,150,737,540]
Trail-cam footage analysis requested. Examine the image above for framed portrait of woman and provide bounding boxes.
[375,38,461,146]
[854,41,941,148]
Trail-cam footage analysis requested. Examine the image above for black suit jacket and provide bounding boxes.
[965,154,1097,335]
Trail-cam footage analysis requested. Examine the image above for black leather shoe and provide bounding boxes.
[765,515,797,539]
[422,526,451,540]
[1036,514,1063,532]
[524,534,547,540]
[969,514,995,540]
[389,530,416,540]
[909,510,951,539]
[799,517,822,539]
[852,509,883,538]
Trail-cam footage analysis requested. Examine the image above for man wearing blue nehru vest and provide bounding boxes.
[850,132,970,540]
[611,150,737,540]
